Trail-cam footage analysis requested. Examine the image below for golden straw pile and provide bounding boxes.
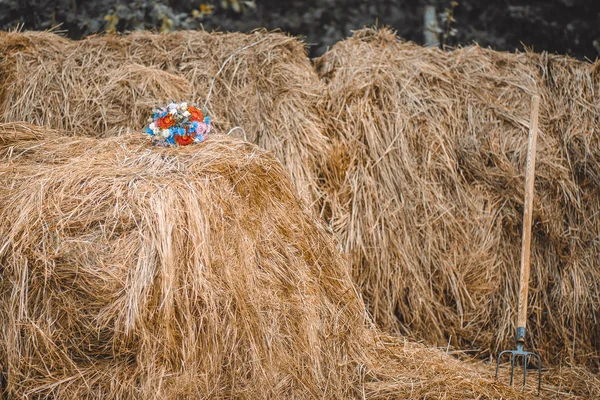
[316,28,600,372]
[0,122,536,399]
[0,29,327,202]
[1,27,599,398]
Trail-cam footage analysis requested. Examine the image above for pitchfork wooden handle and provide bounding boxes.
[517,95,540,341]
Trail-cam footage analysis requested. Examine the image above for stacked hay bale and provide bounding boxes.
[0,30,327,202]
[0,122,535,399]
[316,28,600,369]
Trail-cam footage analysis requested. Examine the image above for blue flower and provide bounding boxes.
[153,108,168,119]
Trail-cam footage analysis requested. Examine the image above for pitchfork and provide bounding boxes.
[495,95,542,394]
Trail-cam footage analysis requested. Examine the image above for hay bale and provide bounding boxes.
[0,122,536,399]
[316,28,600,369]
[0,30,328,201]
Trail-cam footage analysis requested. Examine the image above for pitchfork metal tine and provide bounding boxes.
[495,350,508,378]
[523,354,528,387]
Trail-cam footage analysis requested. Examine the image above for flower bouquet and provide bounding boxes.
[144,102,211,146]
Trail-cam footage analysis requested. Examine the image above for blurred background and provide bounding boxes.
[1,0,599,59]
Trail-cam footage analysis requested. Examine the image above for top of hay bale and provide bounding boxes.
[0,122,537,399]
[0,29,330,203]
[315,27,600,373]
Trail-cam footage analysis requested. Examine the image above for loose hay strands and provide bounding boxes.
[0,122,538,399]
[0,30,328,203]
[316,27,600,375]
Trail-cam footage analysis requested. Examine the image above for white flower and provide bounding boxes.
[149,122,156,130]
[152,127,161,136]
[179,102,188,110]
[161,129,171,138]
[183,111,191,117]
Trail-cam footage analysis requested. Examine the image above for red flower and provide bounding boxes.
[174,134,194,146]
[188,106,204,122]
[157,114,175,129]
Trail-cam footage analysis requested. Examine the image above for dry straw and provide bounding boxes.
[0,122,539,399]
[0,29,328,203]
[316,27,600,372]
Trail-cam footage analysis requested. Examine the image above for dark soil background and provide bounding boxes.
[1,0,599,59]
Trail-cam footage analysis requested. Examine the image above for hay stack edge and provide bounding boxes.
[0,122,535,399]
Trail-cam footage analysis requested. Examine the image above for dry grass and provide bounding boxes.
[0,122,543,399]
[0,29,328,203]
[1,27,599,398]
[316,27,600,375]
